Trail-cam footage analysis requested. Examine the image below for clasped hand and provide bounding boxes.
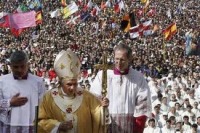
[58,120,73,132]
[10,93,28,107]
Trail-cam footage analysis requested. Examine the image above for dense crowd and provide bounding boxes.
[0,0,200,132]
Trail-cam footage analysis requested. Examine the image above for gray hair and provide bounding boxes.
[114,43,132,59]
[10,50,29,64]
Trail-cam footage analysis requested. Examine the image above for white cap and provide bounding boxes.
[54,50,81,80]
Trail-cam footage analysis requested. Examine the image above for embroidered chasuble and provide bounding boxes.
[90,68,152,133]
[38,87,104,133]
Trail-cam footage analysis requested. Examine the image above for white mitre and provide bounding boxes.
[54,50,81,80]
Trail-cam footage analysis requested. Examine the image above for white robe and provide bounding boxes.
[90,68,152,132]
[0,73,46,133]
[143,126,161,133]
[161,126,175,133]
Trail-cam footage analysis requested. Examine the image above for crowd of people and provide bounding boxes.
[0,0,200,132]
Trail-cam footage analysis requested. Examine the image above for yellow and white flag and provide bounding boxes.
[141,0,147,4]
[62,2,78,19]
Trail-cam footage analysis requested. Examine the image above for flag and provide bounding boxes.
[36,11,42,24]
[141,0,147,4]
[166,9,171,19]
[80,12,90,22]
[147,7,156,17]
[121,12,137,32]
[29,0,42,10]
[101,0,111,9]
[152,24,159,33]
[163,23,177,40]
[0,12,8,18]
[86,0,93,9]
[61,0,67,7]
[16,4,28,13]
[62,2,78,19]
[130,19,152,38]
[10,28,26,37]
[50,9,61,18]
[9,11,36,29]
[101,1,106,9]
[0,12,9,28]
[176,3,182,14]
[119,1,125,11]
[185,31,194,55]
[143,0,150,13]
[142,19,152,30]
[114,3,120,13]
[77,0,83,6]
[66,15,80,25]
[114,0,125,13]
[91,5,101,16]
[105,0,111,8]
[136,8,143,18]
[130,25,140,38]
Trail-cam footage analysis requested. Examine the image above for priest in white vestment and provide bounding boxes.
[90,44,152,133]
[0,50,46,133]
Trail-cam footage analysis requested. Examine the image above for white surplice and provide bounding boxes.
[90,68,152,132]
[0,73,46,133]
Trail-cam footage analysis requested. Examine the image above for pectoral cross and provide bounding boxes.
[94,53,113,133]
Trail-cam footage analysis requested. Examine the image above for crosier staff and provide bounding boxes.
[94,52,113,133]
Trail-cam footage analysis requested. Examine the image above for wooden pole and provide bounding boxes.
[34,106,39,133]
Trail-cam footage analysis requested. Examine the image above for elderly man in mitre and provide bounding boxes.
[37,50,110,133]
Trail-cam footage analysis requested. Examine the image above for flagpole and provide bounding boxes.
[162,38,166,60]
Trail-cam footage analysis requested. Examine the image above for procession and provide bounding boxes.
[0,0,200,132]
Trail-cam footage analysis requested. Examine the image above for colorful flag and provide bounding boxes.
[114,3,120,13]
[141,0,147,4]
[163,23,177,40]
[36,11,42,24]
[16,4,28,13]
[185,30,193,55]
[86,0,93,9]
[9,11,36,29]
[77,0,83,6]
[136,8,144,18]
[0,12,9,28]
[62,2,78,19]
[129,19,152,38]
[130,25,140,38]
[143,0,150,13]
[105,0,111,8]
[29,0,42,10]
[61,0,67,7]
[66,15,80,25]
[114,0,125,13]
[101,1,106,9]
[152,24,159,33]
[147,7,156,17]
[80,12,90,22]
[101,0,111,9]
[50,9,61,18]
[121,12,137,32]
[10,28,26,37]
[166,9,171,19]
[119,1,125,11]
[91,5,101,16]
